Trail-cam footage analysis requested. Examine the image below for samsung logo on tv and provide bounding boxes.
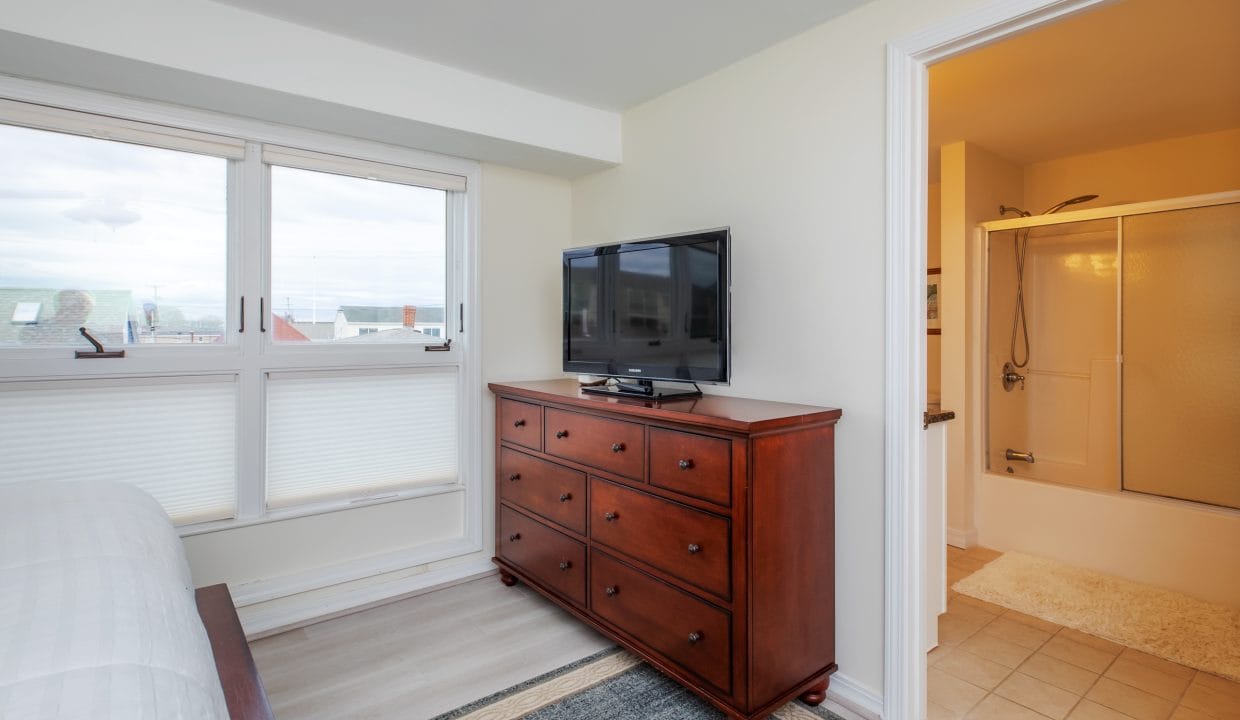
[627,369,642,373]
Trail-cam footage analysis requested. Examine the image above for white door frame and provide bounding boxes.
[882,1,1107,717]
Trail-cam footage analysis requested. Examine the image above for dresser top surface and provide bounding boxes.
[489,379,841,433]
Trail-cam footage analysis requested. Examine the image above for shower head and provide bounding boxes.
[1042,194,1099,215]
[999,204,1031,217]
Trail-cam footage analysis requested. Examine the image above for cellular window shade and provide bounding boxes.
[266,369,459,509]
[262,145,467,192]
[0,376,237,524]
[0,99,246,159]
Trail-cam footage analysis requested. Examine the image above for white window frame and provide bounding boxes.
[0,77,483,546]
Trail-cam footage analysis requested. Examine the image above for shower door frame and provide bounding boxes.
[978,190,1240,499]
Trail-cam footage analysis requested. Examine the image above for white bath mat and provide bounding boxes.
[952,551,1240,681]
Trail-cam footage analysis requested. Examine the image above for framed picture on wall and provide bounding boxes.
[927,268,941,335]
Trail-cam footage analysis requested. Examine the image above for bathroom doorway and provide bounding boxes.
[917,0,1240,715]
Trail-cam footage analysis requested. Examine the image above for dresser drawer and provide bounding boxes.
[499,398,543,451]
[499,447,586,535]
[590,478,730,599]
[649,428,731,506]
[498,507,586,606]
[544,408,644,479]
[591,550,731,693]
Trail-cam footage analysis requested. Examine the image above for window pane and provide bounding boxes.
[266,368,458,508]
[0,123,228,348]
[270,166,448,344]
[0,377,238,524]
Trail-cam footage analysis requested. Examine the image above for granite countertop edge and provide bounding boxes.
[924,403,956,427]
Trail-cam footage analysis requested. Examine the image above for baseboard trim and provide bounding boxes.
[228,536,481,608]
[827,672,884,719]
[946,526,978,549]
[239,557,497,639]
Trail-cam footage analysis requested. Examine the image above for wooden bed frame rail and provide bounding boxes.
[195,583,275,720]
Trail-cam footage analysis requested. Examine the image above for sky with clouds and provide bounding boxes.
[0,123,447,327]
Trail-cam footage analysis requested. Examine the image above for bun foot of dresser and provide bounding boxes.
[499,569,519,587]
[798,680,829,706]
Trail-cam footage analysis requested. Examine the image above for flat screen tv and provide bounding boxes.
[563,228,730,399]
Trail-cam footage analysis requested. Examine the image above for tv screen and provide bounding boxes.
[563,228,729,384]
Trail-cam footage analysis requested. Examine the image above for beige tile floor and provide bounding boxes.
[930,546,1240,720]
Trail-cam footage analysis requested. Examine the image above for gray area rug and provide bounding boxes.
[433,648,844,720]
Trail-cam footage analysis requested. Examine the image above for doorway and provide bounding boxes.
[890,0,1240,717]
[884,2,1111,718]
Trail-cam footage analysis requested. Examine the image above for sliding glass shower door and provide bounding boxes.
[1121,202,1240,509]
[984,194,1240,511]
[986,218,1118,490]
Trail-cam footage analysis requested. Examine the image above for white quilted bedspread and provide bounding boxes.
[0,481,229,719]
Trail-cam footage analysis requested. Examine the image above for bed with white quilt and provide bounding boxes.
[0,480,271,719]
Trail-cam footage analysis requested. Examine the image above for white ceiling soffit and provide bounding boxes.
[214,0,876,110]
[0,30,614,178]
[0,0,629,176]
[929,0,1240,179]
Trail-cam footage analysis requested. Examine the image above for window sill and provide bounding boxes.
[177,482,465,537]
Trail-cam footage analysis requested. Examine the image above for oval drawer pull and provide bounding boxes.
[611,442,625,453]
[559,561,572,571]
[687,631,703,644]
[678,459,694,471]
[603,511,618,522]
[508,533,521,542]
[555,430,569,439]
[604,585,619,597]
[508,473,520,482]
[559,492,572,502]
[687,543,702,554]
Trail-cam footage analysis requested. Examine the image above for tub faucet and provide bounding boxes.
[1005,449,1035,464]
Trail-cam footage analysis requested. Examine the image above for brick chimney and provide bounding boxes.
[403,305,417,328]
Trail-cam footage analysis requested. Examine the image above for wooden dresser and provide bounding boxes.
[490,379,841,719]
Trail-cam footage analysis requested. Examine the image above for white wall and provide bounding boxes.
[571,0,989,699]
[479,164,571,385]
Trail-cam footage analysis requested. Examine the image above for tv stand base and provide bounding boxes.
[581,378,702,401]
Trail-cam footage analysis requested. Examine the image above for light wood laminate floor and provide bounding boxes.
[252,573,872,720]
[250,575,612,719]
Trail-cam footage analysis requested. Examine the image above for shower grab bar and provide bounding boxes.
[1005,449,1035,464]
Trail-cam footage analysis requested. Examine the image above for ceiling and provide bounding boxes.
[929,0,1240,180]
[213,0,873,110]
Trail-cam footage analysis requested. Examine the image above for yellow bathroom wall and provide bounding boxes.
[940,141,1023,545]
[928,181,941,403]
[1024,127,1240,212]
